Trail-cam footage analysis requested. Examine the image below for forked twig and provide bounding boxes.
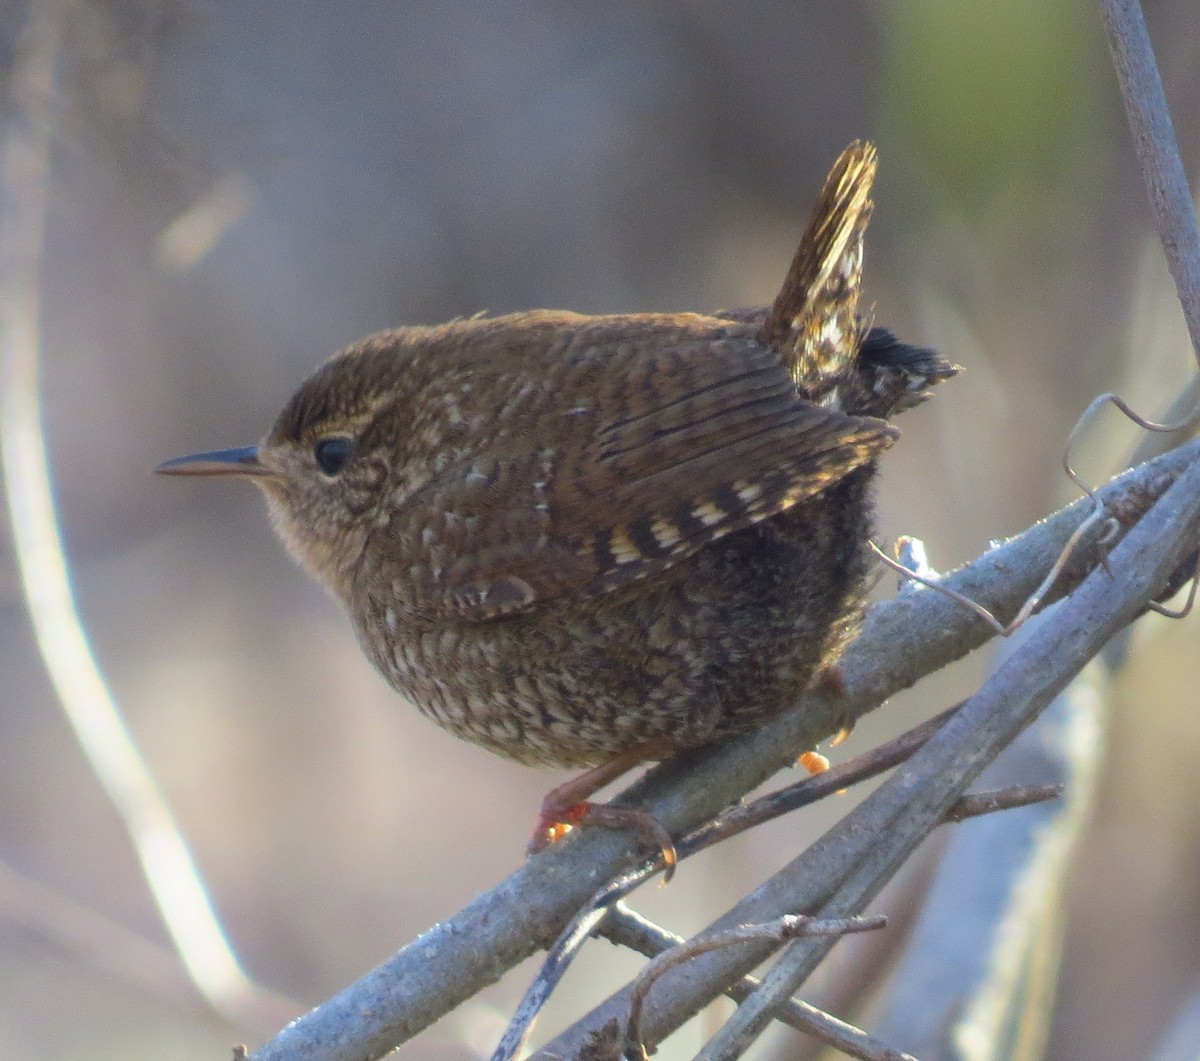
[1063,391,1200,618]
[606,782,1061,1061]
[622,915,888,1061]
[255,438,1200,1061]
[607,907,916,1061]
[873,384,1200,638]
[489,709,958,1061]
[493,698,1063,1060]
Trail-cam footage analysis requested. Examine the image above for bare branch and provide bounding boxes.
[1101,0,1200,367]
[943,784,1064,824]
[623,915,887,1061]
[605,907,916,1061]
[492,707,959,1057]
[679,456,1200,1060]
[873,641,1103,1058]
[506,758,1058,1057]
[250,435,1199,1061]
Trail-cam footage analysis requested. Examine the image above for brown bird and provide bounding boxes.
[158,142,956,861]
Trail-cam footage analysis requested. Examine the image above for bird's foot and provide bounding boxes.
[527,742,679,880]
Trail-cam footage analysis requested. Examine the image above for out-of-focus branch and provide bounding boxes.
[1101,0,1200,367]
[0,0,268,1024]
[1154,982,1200,1061]
[0,859,296,1033]
[872,632,1103,1059]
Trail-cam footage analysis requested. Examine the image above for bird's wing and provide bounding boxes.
[390,325,895,622]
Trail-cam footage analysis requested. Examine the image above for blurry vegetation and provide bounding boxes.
[884,0,1107,237]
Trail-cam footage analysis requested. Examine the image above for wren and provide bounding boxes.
[158,142,956,857]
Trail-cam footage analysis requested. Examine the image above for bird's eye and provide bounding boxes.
[313,436,354,476]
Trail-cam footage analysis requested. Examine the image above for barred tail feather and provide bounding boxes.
[759,141,878,405]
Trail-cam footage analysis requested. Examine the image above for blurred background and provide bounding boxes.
[2,1,1199,1058]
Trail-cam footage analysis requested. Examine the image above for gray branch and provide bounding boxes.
[250,436,1200,1061]
[1101,0,1200,366]
[548,442,1200,1060]
[870,632,1103,1058]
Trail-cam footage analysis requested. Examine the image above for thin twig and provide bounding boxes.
[684,462,1200,1061]
[612,784,1061,1061]
[1061,393,1200,615]
[606,907,917,1061]
[251,435,1199,1061]
[876,377,1200,641]
[0,0,259,1021]
[1148,550,1200,618]
[496,715,1061,1058]
[491,706,960,1060]
[871,496,1117,640]
[1125,376,1200,468]
[1063,392,1200,502]
[943,783,1064,824]
[683,703,962,853]
[602,782,1061,1036]
[488,902,613,1061]
[623,915,888,1061]
[870,541,1011,634]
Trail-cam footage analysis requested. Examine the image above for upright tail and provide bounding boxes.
[758,141,877,405]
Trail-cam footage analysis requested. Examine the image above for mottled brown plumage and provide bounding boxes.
[158,142,955,841]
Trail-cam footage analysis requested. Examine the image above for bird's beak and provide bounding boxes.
[155,446,274,478]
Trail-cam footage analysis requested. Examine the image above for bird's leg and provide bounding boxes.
[528,739,678,876]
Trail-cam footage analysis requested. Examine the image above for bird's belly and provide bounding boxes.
[358,472,874,767]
